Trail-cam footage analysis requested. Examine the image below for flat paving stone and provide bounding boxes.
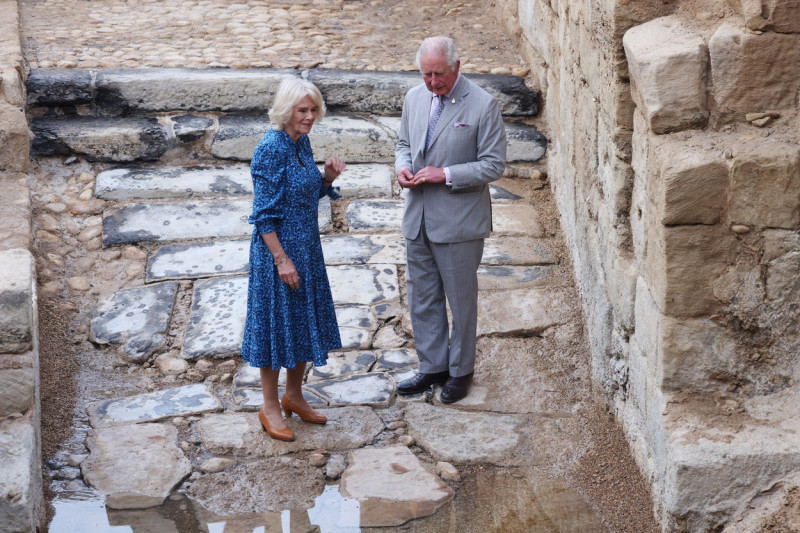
[233,363,285,389]
[86,383,221,428]
[96,165,252,200]
[404,403,582,467]
[322,234,405,265]
[489,183,524,201]
[482,236,556,265]
[328,264,399,305]
[195,407,384,456]
[146,239,249,282]
[477,286,571,336]
[492,203,544,236]
[103,197,331,245]
[82,423,191,510]
[477,265,559,290]
[334,163,394,198]
[308,351,377,382]
[233,387,325,411]
[305,373,395,407]
[212,115,395,163]
[374,348,418,372]
[89,281,178,362]
[188,457,324,515]
[336,304,378,352]
[346,199,404,232]
[339,445,454,527]
[505,123,548,162]
[182,275,247,360]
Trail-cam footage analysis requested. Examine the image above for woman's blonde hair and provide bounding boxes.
[269,76,326,130]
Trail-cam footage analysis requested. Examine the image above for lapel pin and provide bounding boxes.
[451,98,456,104]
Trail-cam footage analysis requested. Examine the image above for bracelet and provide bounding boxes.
[273,254,288,266]
[322,175,334,185]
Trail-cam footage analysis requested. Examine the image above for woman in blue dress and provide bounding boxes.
[241,77,344,441]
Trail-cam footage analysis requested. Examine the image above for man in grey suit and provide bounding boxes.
[395,36,506,403]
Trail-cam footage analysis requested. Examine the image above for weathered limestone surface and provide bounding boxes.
[339,446,454,526]
[0,417,41,533]
[0,176,32,251]
[623,16,708,134]
[709,23,800,123]
[82,423,192,509]
[87,384,221,428]
[0,249,35,354]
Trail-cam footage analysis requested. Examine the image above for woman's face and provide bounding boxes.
[284,95,318,141]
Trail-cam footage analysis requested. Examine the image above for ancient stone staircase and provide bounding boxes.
[27,68,625,530]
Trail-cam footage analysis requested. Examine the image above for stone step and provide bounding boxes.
[144,234,555,282]
[102,196,332,246]
[27,67,540,117]
[95,163,394,201]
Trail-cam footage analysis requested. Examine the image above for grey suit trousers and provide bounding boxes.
[406,220,484,378]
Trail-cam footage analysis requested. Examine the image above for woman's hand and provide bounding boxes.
[323,157,346,184]
[277,258,300,289]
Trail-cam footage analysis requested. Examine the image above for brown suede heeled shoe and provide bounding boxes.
[281,395,327,424]
[258,408,295,441]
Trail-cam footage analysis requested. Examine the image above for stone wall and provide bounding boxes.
[0,1,41,531]
[495,0,800,530]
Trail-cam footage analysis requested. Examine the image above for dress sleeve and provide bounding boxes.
[248,134,289,235]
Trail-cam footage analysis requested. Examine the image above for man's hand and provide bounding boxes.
[412,166,445,185]
[397,166,417,188]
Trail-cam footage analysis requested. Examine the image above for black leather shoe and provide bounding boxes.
[440,372,474,403]
[397,371,449,395]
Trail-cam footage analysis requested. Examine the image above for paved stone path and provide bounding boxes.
[21,2,658,532]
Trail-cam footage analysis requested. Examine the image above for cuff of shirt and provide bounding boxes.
[444,167,452,186]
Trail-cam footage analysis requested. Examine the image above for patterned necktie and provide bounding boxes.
[425,95,445,149]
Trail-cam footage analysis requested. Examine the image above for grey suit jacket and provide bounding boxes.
[395,74,506,243]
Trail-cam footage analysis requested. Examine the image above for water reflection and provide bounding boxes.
[48,469,605,532]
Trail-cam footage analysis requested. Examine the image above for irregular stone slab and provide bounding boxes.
[103,197,331,245]
[505,123,548,162]
[0,368,35,417]
[95,68,297,112]
[189,457,323,515]
[26,68,94,106]
[87,383,221,428]
[322,234,405,265]
[0,418,40,533]
[309,351,377,382]
[346,200,404,232]
[0,249,35,354]
[195,407,383,455]
[477,286,571,336]
[334,163,393,198]
[489,183,524,201]
[95,165,252,200]
[404,403,582,466]
[483,236,556,265]
[309,69,539,116]
[340,446,454,527]
[305,373,394,407]
[374,348,418,372]
[328,264,399,305]
[82,423,191,509]
[89,281,178,362]
[182,276,247,360]
[172,114,214,142]
[477,265,558,290]
[233,363,285,389]
[212,115,395,163]
[146,239,250,282]
[492,203,545,236]
[336,304,378,351]
[31,116,169,162]
[233,387,325,411]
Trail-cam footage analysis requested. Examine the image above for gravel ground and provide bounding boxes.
[23,1,660,530]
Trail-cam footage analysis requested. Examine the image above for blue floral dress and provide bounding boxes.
[241,128,341,369]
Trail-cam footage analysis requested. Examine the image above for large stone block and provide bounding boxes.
[709,24,800,122]
[1,68,25,107]
[732,0,800,33]
[729,140,800,229]
[0,102,29,172]
[31,116,170,163]
[0,175,31,252]
[25,69,93,106]
[623,16,708,134]
[0,249,35,354]
[0,367,34,416]
[0,417,42,533]
[646,224,735,317]
[650,140,729,225]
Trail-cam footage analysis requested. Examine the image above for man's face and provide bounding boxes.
[420,52,460,96]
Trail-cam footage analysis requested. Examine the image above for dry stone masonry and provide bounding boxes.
[495,0,800,529]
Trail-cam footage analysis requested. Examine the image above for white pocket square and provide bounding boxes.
[453,122,470,128]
